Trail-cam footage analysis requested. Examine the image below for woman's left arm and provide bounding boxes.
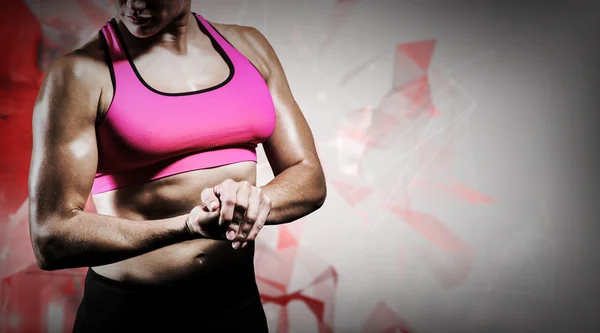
[203,25,327,249]
[252,29,327,225]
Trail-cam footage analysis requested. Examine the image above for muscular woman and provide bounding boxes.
[28,1,326,332]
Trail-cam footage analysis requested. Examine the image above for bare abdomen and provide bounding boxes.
[90,162,258,285]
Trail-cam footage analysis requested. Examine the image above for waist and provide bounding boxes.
[82,264,263,321]
[92,238,257,286]
[79,263,267,332]
[93,146,258,194]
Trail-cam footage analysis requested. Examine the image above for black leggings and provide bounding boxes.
[73,268,269,333]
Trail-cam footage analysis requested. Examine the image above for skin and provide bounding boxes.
[28,0,326,285]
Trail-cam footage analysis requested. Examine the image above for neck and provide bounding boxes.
[118,11,201,55]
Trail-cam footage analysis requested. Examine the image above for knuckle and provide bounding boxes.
[201,189,214,202]
[190,205,202,215]
[224,197,236,207]
[263,196,272,207]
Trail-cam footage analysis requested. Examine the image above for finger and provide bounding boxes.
[242,195,271,248]
[200,188,219,212]
[234,188,260,249]
[213,178,234,197]
[187,204,220,237]
[225,223,239,242]
[218,187,236,232]
[233,181,251,225]
[229,182,250,248]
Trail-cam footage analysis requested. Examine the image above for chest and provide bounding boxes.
[96,66,275,170]
[100,86,274,155]
[132,51,231,95]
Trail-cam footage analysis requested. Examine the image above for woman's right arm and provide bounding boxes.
[28,54,200,271]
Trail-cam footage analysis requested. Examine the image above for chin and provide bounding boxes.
[127,27,159,38]
[123,20,161,38]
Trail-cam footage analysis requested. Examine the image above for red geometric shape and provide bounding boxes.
[277,225,299,249]
[1,264,86,333]
[408,178,495,205]
[360,301,416,333]
[0,0,42,218]
[396,40,436,72]
[0,0,43,84]
[255,245,338,333]
[0,206,36,280]
[391,40,438,120]
[386,196,475,288]
[387,203,470,254]
[399,76,430,107]
[448,178,495,204]
[275,219,307,251]
[395,75,438,119]
[330,180,373,206]
[339,107,402,149]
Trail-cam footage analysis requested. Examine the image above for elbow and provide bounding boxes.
[31,209,81,271]
[31,226,63,271]
[36,260,61,271]
[313,178,327,210]
[35,256,55,271]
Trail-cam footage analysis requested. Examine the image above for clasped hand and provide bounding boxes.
[185,179,272,249]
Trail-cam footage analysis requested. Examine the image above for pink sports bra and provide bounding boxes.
[92,13,276,194]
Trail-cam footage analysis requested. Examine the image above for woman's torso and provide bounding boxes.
[92,163,258,285]
[87,15,272,285]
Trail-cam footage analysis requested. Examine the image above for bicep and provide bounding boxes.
[29,57,100,226]
[257,38,321,175]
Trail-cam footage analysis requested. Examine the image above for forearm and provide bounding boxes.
[260,162,327,225]
[32,210,193,270]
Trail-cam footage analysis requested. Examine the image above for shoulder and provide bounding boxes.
[211,22,273,53]
[209,21,280,80]
[36,34,113,120]
[43,34,111,92]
